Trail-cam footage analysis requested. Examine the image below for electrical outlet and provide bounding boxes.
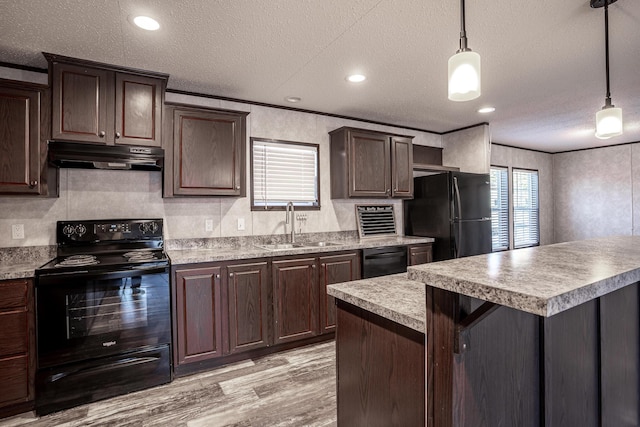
[12,224,25,239]
[205,219,214,232]
[237,217,245,231]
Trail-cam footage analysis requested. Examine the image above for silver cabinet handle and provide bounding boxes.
[115,132,121,139]
[99,131,106,137]
[236,185,240,190]
[29,180,38,187]
[215,274,220,279]
[229,272,234,277]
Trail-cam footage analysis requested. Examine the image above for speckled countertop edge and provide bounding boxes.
[0,262,45,280]
[168,236,434,265]
[408,236,640,317]
[0,246,55,280]
[327,273,425,333]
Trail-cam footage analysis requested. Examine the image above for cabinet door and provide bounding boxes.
[51,62,113,144]
[318,252,361,334]
[348,130,390,197]
[0,279,34,408]
[172,109,244,196]
[174,267,225,365]
[408,244,433,266]
[272,258,319,344]
[391,136,413,198]
[0,85,41,194]
[227,261,270,353]
[114,73,163,147]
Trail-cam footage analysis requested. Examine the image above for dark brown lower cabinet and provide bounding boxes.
[408,243,433,266]
[272,257,319,344]
[171,249,378,376]
[0,279,35,417]
[173,266,225,365]
[318,252,360,334]
[227,261,270,354]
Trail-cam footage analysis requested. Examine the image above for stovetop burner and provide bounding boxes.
[54,254,99,268]
[123,251,158,262]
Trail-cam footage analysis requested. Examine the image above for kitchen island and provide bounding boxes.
[328,236,640,427]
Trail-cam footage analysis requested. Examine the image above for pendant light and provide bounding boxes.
[448,0,481,101]
[593,0,623,139]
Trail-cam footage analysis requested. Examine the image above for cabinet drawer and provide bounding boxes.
[0,354,29,405]
[0,311,28,358]
[0,280,28,310]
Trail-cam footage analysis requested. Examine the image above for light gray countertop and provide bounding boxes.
[0,261,46,280]
[168,236,433,265]
[0,246,55,281]
[327,273,425,333]
[408,235,640,317]
[0,236,433,280]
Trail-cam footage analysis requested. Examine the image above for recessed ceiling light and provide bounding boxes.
[478,106,496,114]
[346,74,366,83]
[285,96,301,103]
[133,16,160,31]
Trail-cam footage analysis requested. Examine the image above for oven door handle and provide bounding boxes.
[49,355,162,383]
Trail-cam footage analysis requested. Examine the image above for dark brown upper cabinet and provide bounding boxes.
[330,127,414,199]
[0,79,51,195]
[45,53,167,147]
[163,104,248,197]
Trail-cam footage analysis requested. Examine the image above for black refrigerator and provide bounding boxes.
[404,172,492,261]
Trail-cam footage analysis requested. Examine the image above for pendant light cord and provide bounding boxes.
[458,0,468,52]
[604,0,612,106]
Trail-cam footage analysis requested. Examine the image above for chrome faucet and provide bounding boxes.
[286,202,296,243]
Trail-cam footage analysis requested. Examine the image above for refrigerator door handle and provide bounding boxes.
[453,177,463,258]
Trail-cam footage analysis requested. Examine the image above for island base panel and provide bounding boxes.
[336,300,424,427]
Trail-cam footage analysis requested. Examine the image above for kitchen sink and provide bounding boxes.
[255,241,343,251]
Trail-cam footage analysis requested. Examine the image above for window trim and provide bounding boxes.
[490,165,510,252]
[250,137,321,211]
[512,167,540,249]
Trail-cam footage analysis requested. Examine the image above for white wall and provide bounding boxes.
[490,143,554,247]
[443,124,491,174]
[553,144,636,243]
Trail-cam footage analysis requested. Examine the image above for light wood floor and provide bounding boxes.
[0,341,337,427]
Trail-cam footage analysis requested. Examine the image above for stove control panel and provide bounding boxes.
[57,219,163,244]
[96,223,132,234]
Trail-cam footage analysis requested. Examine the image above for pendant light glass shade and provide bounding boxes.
[593,0,623,139]
[448,50,481,101]
[595,106,623,139]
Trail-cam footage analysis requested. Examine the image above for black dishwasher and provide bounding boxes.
[362,246,408,278]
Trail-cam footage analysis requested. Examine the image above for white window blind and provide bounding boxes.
[252,139,319,208]
[513,169,539,249]
[490,167,509,251]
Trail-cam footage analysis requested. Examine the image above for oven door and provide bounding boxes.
[36,266,170,368]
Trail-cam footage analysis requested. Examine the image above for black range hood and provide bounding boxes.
[48,141,164,171]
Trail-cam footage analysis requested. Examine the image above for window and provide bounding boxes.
[512,169,539,248]
[251,138,319,209]
[490,166,509,251]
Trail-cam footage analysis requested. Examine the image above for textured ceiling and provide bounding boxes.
[0,0,639,152]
